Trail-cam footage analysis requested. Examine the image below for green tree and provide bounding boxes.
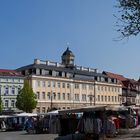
[16,80,37,113]
[0,96,3,113]
[116,0,140,39]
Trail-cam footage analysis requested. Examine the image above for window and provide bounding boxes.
[42,81,46,87]
[37,92,40,99]
[101,86,103,91]
[118,88,120,93]
[18,87,21,93]
[75,94,79,101]
[12,87,15,94]
[5,87,9,95]
[36,107,40,113]
[48,81,51,87]
[115,96,117,102]
[108,96,110,101]
[5,100,9,108]
[105,96,107,101]
[52,81,56,87]
[47,92,50,100]
[62,107,65,110]
[67,93,70,100]
[105,87,107,91]
[67,83,70,88]
[42,92,45,99]
[112,96,114,102]
[62,83,65,88]
[57,93,61,100]
[98,95,100,101]
[82,84,86,90]
[37,81,40,87]
[98,86,100,91]
[112,87,114,92]
[89,85,93,90]
[82,94,86,101]
[11,100,15,108]
[53,92,56,100]
[57,82,61,88]
[75,83,79,89]
[62,93,65,100]
[42,107,46,113]
[101,95,103,101]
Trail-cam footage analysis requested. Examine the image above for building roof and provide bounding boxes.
[0,69,23,77]
[103,71,127,81]
[62,47,75,57]
[17,63,106,78]
[103,71,140,90]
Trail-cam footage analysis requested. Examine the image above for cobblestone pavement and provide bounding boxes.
[110,126,140,140]
[0,131,58,140]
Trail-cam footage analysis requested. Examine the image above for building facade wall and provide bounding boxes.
[0,76,24,111]
[30,75,122,113]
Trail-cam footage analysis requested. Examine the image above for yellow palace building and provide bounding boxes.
[17,48,122,113]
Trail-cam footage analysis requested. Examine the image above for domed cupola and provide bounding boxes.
[61,47,75,68]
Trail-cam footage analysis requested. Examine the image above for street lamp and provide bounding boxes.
[70,83,74,109]
[50,92,53,110]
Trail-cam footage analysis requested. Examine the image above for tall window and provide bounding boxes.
[112,96,114,102]
[53,92,56,100]
[12,87,15,94]
[18,87,21,93]
[37,81,40,87]
[5,87,9,95]
[52,81,56,87]
[5,100,9,108]
[47,92,50,100]
[98,95,100,101]
[101,95,103,101]
[89,85,93,90]
[62,83,65,88]
[82,84,86,90]
[36,107,40,113]
[57,93,61,100]
[62,93,65,100]
[11,100,15,108]
[115,96,117,102]
[42,92,45,99]
[57,82,61,88]
[67,93,70,100]
[67,83,70,88]
[108,96,110,101]
[75,84,79,89]
[36,92,40,99]
[105,96,107,101]
[75,94,79,101]
[48,81,51,87]
[82,94,86,101]
[42,107,46,113]
[42,81,46,87]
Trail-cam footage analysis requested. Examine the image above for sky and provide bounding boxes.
[0,0,140,79]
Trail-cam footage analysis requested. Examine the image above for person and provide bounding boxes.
[1,120,6,131]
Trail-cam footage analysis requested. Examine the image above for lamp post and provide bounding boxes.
[70,83,74,109]
[50,91,53,111]
[94,82,96,106]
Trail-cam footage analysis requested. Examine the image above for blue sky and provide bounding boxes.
[0,0,140,79]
